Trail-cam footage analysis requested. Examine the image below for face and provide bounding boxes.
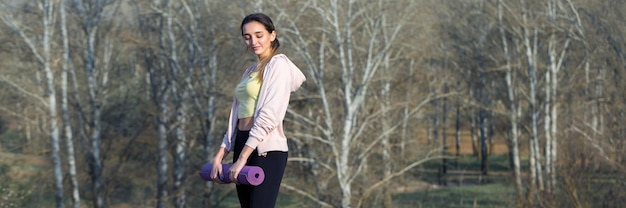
[242,21,276,58]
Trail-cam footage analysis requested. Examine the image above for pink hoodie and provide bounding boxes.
[220,54,306,156]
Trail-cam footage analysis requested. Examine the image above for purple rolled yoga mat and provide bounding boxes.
[199,163,265,186]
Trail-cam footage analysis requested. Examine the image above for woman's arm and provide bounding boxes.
[229,146,254,182]
[212,147,229,163]
[246,58,294,149]
[210,147,230,183]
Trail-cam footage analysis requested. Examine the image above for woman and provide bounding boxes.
[210,13,306,208]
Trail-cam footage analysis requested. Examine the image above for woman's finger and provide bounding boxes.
[230,171,238,184]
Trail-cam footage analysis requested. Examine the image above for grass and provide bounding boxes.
[393,183,516,208]
[389,154,519,208]
[10,150,621,208]
[410,154,527,186]
[418,154,524,173]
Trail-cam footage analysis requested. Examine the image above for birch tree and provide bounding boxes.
[60,0,80,206]
[172,1,243,206]
[442,0,497,173]
[135,1,171,207]
[560,0,624,170]
[497,0,523,203]
[270,0,443,206]
[0,1,63,207]
[518,1,545,203]
[157,2,190,206]
[71,0,118,207]
[543,0,574,193]
[377,51,396,208]
[182,1,243,206]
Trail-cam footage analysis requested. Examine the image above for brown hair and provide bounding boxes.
[241,13,280,81]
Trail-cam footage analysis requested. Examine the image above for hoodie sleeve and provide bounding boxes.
[245,55,306,148]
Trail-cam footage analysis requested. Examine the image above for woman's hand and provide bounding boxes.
[229,145,254,184]
[210,148,228,184]
[228,159,246,184]
[210,161,228,184]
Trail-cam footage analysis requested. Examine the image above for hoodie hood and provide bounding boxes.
[276,54,306,92]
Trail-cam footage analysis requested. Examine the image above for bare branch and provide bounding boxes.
[355,149,446,208]
[0,76,48,106]
[0,3,46,66]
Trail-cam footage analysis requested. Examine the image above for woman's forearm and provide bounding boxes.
[236,146,255,163]
[213,147,229,163]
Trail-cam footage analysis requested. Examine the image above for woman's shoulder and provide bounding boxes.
[273,53,287,58]
[267,54,293,69]
[270,53,289,62]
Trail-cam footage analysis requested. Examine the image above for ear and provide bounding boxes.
[270,31,276,42]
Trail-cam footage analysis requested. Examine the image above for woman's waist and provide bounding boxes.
[237,117,254,130]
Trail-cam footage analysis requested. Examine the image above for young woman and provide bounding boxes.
[209,13,306,208]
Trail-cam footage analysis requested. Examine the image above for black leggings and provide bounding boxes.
[233,130,287,208]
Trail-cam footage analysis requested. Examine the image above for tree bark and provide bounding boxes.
[498,0,523,205]
[380,53,393,208]
[161,2,189,206]
[0,1,63,207]
[442,84,449,175]
[546,0,571,191]
[506,54,524,205]
[81,0,107,204]
[60,0,81,206]
[42,1,64,207]
[522,1,544,201]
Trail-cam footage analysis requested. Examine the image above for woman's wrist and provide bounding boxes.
[213,148,225,163]
[237,146,254,162]
[213,156,222,163]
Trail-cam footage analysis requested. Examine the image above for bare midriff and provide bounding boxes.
[238,117,254,131]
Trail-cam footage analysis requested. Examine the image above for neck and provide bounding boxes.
[258,53,270,60]
[258,49,275,60]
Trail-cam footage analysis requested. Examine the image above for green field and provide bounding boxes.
[3,152,624,207]
[0,153,520,207]
[393,183,516,208]
[390,154,518,207]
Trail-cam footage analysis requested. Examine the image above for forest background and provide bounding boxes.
[0,0,624,207]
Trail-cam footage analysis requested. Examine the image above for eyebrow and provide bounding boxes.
[243,31,265,36]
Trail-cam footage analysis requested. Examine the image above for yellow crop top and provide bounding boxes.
[235,70,262,118]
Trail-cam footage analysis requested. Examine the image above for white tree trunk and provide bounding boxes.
[0,1,63,207]
[380,54,393,208]
[42,1,64,207]
[156,94,169,208]
[441,83,449,176]
[71,0,113,206]
[154,2,170,207]
[546,26,570,193]
[498,0,523,202]
[162,3,189,207]
[402,60,416,155]
[522,1,541,200]
[60,0,81,206]
[544,45,553,193]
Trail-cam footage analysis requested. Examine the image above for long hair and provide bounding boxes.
[241,13,280,81]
